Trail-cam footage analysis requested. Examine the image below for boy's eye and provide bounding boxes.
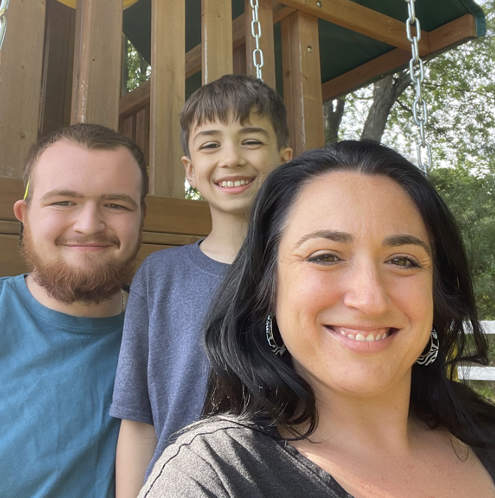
[387,255,420,269]
[242,139,263,146]
[199,141,219,150]
[307,252,341,265]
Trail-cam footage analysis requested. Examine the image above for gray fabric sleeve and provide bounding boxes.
[138,445,229,498]
[110,265,153,424]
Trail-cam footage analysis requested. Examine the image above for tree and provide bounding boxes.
[328,0,495,319]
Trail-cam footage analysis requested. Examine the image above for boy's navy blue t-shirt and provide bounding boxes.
[110,241,229,478]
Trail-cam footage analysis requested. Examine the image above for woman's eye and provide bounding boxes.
[307,253,341,265]
[388,256,420,268]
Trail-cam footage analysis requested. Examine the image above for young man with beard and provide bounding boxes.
[0,123,147,497]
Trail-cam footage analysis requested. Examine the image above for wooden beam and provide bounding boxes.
[322,14,478,101]
[244,0,276,89]
[0,0,46,178]
[71,0,122,128]
[281,11,324,154]
[201,0,233,83]
[40,0,75,137]
[149,0,185,198]
[279,0,428,53]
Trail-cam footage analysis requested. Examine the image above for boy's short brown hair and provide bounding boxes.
[180,75,289,156]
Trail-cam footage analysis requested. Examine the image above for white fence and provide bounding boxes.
[457,321,495,382]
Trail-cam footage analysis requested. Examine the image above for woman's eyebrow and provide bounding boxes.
[295,230,352,248]
[383,234,431,255]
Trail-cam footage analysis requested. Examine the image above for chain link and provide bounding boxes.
[249,0,264,80]
[404,0,431,173]
[0,0,10,51]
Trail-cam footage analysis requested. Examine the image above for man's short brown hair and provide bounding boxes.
[24,123,148,206]
[180,74,289,157]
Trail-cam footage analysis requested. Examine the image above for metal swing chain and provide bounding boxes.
[0,0,10,51]
[404,0,432,173]
[250,0,264,80]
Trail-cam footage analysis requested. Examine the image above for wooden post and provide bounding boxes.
[149,0,185,198]
[281,12,324,154]
[0,0,46,178]
[244,0,276,90]
[201,0,233,83]
[71,0,122,129]
[39,0,75,137]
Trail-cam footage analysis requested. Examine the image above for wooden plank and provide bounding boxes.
[71,0,122,129]
[39,0,75,137]
[321,14,478,101]
[201,0,233,83]
[144,196,211,234]
[457,366,495,382]
[279,0,428,53]
[426,14,477,56]
[149,0,185,198]
[281,12,324,154]
[0,220,19,235]
[322,48,410,100]
[135,106,150,165]
[0,0,46,178]
[0,235,29,277]
[119,80,151,116]
[244,0,276,89]
[0,178,24,219]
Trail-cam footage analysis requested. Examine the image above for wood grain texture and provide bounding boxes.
[71,0,122,129]
[149,0,185,198]
[281,11,324,154]
[0,0,46,178]
[201,0,233,83]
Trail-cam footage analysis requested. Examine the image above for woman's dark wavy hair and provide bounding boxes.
[203,140,494,447]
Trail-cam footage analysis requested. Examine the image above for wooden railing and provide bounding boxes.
[457,321,495,382]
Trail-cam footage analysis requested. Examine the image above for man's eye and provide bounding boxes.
[106,203,129,210]
[51,201,74,207]
[387,256,420,268]
[307,253,341,265]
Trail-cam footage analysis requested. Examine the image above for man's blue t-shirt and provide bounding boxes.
[0,275,123,497]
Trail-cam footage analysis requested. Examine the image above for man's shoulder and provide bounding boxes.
[0,274,23,294]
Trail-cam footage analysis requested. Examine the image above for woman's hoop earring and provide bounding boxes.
[416,329,439,366]
[265,314,286,356]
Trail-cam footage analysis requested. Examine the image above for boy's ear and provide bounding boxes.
[13,200,27,223]
[279,147,293,163]
[181,156,196,188]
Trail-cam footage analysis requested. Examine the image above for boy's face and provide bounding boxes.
[182,111,292,218]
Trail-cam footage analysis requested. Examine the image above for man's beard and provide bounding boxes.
[21,225,140,304]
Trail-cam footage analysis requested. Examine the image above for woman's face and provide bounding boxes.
[275,171,434,400]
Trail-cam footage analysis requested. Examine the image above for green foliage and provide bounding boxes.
[430,167,495,319]
[123,38,150,93]
[335,0,495,319]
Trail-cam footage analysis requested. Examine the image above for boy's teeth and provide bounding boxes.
[219,179,250,188]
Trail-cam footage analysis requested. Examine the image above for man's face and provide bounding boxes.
[14,139,143,303]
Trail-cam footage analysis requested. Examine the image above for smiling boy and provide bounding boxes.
[110,75,292,496]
